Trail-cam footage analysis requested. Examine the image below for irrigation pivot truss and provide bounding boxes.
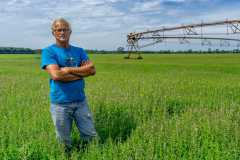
[126,19,240,59]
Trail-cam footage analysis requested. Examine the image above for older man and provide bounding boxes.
[41,18,97,152]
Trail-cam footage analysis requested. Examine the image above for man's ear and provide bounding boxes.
[52,31,54,36]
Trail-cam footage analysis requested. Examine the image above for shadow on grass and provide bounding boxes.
[165,98,191,117]
[94,103,137,143]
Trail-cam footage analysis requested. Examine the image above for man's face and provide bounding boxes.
[53,22,71,43]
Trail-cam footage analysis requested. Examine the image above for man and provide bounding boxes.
[41,18,97,152]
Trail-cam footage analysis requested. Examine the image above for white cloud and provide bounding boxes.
[131,1,162,12]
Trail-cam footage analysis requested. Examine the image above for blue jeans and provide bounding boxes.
[50,99,97,147]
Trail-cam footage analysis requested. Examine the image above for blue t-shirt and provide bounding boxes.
[41,44,89,104]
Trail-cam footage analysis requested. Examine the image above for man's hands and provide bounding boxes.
[46,64,81,82]
[46,60,95,82]
[60,60,96,77]
[60,61,92,73]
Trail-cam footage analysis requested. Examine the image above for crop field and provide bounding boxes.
[1,53,240,159]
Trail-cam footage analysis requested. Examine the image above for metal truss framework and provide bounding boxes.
[126,19,240,59]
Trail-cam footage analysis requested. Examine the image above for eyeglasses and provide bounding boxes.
[54,28,71,33]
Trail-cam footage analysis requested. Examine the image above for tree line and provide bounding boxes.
[0,47,34,54]
[1,47,240,54]
[87,48,240,54]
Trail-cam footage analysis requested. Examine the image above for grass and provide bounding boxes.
[1,53,240,159]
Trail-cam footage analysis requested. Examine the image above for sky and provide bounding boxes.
[1,0,240,51]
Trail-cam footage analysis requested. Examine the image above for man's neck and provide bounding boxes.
[56,41,69,48]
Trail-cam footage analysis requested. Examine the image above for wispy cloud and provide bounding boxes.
[131,1,161,12]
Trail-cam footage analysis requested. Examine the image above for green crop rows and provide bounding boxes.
[1,54,240,159]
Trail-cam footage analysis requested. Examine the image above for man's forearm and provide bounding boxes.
[67,64,96,77]
[69,67,95,77]
[58,61,96,78]
[51,70,82,82]
[58,74,82,82]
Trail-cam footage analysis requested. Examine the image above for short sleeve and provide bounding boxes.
[41,48,58,69]
[80,48,89,62]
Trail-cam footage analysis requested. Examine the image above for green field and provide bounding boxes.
[1,54,240,160]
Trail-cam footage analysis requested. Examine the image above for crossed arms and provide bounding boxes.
[45,61,96,82]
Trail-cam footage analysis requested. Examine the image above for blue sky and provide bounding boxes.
[0,0,240,50]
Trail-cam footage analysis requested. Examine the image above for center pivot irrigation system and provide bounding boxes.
[126,19,240,59]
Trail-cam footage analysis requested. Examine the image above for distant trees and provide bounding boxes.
[117,47,124,52]
[0,47,34,54]
[1,47,238,54]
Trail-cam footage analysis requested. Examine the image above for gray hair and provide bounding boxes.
[51,18,72,31]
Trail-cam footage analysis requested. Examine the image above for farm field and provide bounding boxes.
[1,53,240,160]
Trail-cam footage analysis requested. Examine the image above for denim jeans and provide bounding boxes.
[50,99,97,148]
